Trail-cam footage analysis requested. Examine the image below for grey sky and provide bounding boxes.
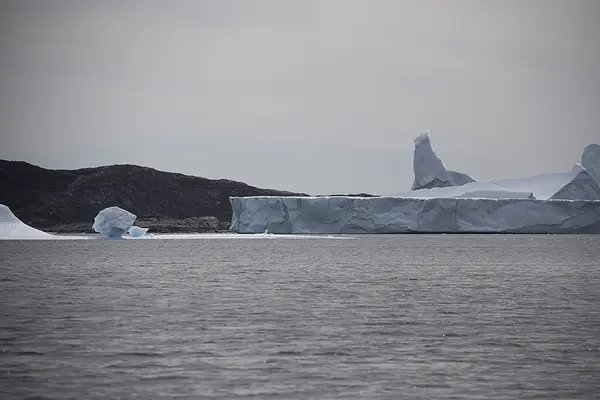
[1,0,599,195]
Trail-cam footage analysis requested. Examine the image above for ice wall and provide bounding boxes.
[230,196,600,234]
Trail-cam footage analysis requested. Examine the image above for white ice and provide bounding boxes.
[396,164,600,201]
[0,204,55,240]
[92,206,137,238]
[582,144,600,184]
[229,138,600,234]
[455,190,534,199]
[411,132,475,190]
[128,226,149,237]
[230,196,600,234]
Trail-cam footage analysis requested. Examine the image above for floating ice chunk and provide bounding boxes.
[92,206,137,238]
[0,204,54,240]
[411,132,474,190]
[128,225,149,237]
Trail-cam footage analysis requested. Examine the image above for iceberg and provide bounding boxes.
[0,204,54,240]
[582,144,600,184]
[230,196,600,234]
[230,133,600,234]
[128,225,149,237]
[549,165,600,200]
[399,164,600,201]
[411,132,475,190]
[92,206,137,238]
[455,190,534,199]
[409,132,600,200]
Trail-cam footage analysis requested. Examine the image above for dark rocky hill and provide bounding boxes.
[0,160,305,232]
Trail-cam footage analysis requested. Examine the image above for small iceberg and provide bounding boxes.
[92,206,137,238]
[128,226,149,237]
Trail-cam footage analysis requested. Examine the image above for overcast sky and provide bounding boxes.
[1,0,599,194]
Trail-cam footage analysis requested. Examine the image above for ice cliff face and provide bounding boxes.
[230,196,600,234]
[582,144,600,185]
[411,132,475,190]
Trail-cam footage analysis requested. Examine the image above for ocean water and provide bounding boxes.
[1,234,599,399]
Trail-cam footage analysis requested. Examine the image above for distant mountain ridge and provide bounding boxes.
[0,160,305,232]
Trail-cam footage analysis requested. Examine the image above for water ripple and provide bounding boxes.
[0,234,599,399]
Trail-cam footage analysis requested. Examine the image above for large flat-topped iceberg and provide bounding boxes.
[0,204,54,240]
[230,134,600,234]
[230,196,600,234]
[400,164,600,201]
[412,132,475,190]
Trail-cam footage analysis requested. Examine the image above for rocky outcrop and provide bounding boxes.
[0,160,304,231]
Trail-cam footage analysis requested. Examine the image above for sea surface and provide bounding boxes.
[1,234,599,399]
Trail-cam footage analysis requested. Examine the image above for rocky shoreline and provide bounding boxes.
[45,216,232,234]
[0,160,305,233]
